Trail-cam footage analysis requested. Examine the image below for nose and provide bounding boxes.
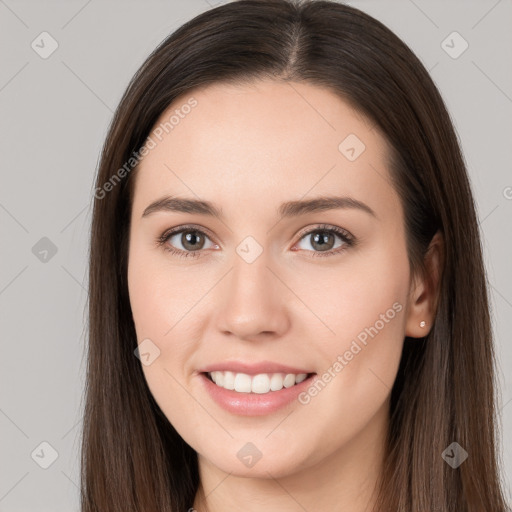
[214,251,291,341]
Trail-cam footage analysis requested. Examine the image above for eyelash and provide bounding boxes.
[156,223,356,259]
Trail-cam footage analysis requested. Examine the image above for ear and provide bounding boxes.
[405,230,444,338]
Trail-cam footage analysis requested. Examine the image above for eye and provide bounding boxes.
[157,225,218,259]
[293,224,355,258]
[157,223,356,259]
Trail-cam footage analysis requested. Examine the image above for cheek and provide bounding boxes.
[128,243,206,430]
[127,238,199,338]
[291,237,409,349]
[293,244,408,430]
[127,237,213,391]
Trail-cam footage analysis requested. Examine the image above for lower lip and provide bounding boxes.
[199,372,316,416]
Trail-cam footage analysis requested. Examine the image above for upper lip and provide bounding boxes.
[198,360,314,376]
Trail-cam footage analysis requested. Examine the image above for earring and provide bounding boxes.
[419,321,426,328]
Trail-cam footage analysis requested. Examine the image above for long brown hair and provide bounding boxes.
[82,1,510,510]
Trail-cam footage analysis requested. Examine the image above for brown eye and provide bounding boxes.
[158,225,218,258]
[294,225,355,258]
[308,231,336,251]
[179,230,207,251]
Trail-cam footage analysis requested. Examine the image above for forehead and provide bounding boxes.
[131,80,400,223]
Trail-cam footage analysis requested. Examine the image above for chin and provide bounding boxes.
[196,439,314,479]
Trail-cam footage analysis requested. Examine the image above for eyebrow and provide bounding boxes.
[141,195,377,219]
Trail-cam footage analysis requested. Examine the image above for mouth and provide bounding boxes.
[200,370,317,416]
[203,371,316,395]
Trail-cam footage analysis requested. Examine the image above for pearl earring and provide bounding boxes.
[419,321,426,328]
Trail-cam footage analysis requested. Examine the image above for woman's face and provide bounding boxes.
[127,80,427,479]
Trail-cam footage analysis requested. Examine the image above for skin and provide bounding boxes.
[127,80,442,512]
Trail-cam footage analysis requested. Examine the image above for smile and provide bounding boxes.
[207,371,310,394]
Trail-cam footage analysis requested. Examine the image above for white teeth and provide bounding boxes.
[234,373,252,393]
[208,371,309,394]
[251,374,270,394]
[283,374,296,388]
[270,373,284,391]
[223,371,235,390]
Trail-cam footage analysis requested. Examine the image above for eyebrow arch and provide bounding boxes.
[141,195,377,219]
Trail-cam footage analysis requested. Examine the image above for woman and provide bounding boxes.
[82,0,510,510]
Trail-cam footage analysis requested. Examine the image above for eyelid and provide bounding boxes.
[159,223,219,245]
[294,223,352,243]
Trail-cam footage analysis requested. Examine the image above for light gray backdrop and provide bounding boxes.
[1,0,511,510]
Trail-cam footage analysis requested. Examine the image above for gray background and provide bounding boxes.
[0,0,511,510]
